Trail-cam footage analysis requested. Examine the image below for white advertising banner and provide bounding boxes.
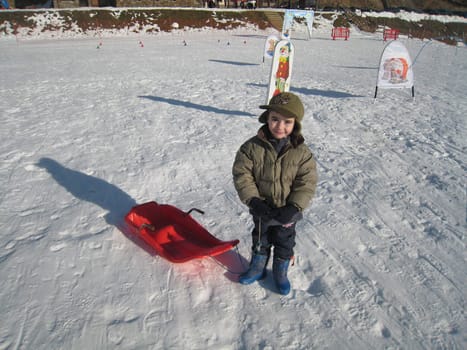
[266,40,295,103]
[282,10,314,40]
[263,34,280,61]
[376,41,414,90]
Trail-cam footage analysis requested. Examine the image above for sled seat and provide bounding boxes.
[125,201,239,263]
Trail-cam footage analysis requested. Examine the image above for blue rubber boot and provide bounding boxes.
[273,257,291,295]
[238,254,268,285]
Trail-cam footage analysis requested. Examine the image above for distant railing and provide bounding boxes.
[331,27,350,40]
[383,28,400,41]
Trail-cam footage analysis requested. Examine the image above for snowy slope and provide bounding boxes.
[0,18,466,350]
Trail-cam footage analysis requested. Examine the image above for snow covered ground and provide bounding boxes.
[0,15,466,349]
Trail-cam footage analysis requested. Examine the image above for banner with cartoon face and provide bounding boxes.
[267,40,295,103]
[377,41,414,89]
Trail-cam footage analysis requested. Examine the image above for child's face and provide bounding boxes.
[267,111,295,139]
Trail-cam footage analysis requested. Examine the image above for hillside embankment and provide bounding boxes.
[0,8,465,45]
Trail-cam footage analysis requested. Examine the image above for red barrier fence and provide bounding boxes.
[331,27,350,40]
[383,28,400,41]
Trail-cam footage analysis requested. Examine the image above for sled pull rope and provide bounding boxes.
[209,246,248,275]
[254,217,263,254]
[185,208,205,216]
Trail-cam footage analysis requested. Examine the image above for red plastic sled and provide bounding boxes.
[124,201,239,263]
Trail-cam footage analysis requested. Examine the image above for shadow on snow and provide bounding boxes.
[208,59,260,66]
[36,157,136,229]
[332,65,378,70]
[36,157,246,279]
[247,83,364,98]
[138,95,255,117]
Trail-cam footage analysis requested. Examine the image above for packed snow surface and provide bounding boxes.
[0,17,466,350]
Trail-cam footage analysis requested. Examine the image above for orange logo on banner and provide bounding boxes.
[382,58,409,84]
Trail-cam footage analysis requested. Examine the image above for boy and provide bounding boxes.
[232,92,318,295]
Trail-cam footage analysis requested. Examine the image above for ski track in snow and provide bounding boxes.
[0,22,466,349]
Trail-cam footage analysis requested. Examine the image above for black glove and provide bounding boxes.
[271,204,299,224]
[248,197,272,218]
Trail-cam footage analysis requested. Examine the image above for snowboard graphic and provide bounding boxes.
[266,40,294,103]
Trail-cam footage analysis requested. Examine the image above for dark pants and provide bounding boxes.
[251,216,297,260]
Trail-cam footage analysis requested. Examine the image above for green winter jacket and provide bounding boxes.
[232,125,318,211]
